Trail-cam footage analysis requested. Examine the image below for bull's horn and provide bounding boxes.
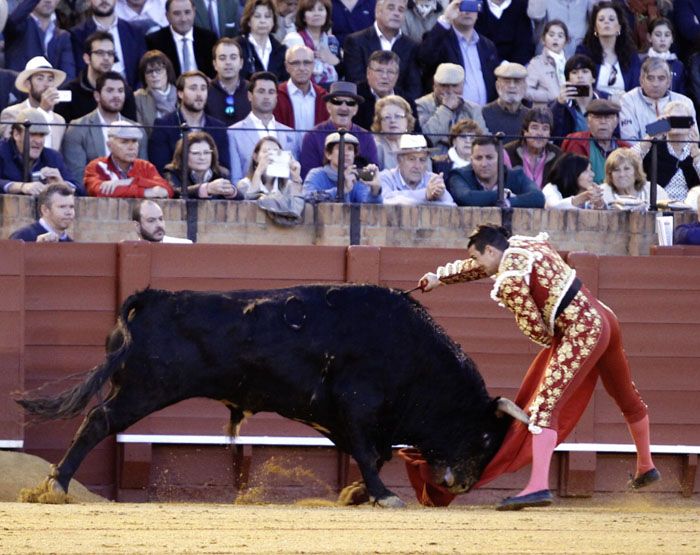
[496,398,530,424]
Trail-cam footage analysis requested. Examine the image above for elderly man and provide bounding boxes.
[561,99,631,183]
[299,81,379,178]
[84,121,173,198]
[1,57,68,150]
[9,183,76,242]
[132,199,192,243]
[416,63,487,154]
[379,134,456,205]
[0,108,81,195]
[482,62,530,139]
[447,135,544,207]
[418,0,500,105]
[205,38,251,127]
[355,50,402,131]
[274,45,329,133]
[619,58,696,141]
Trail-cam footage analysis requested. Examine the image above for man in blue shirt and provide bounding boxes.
[9,182,75,241]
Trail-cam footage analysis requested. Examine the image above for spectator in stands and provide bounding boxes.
[84,121,174,197]
[641,17,685,94]
[228,71,299,182]
[542,152,605,209]
[431,118,483,175]
[62,72,146,187]
[575,2,641,99]
[0,69,22,113]
[418,0,499,105]
[355,50,402,131]
[526,20,569,108]
[331,0,375,47]
[474,0,533,66]
[343,0,422,103]
[163,130,241,199]
[619,58,696,142]
[70,0,146,89]
[673,194,700,244]
[527,0,594,58]
[447,135,545,207]
[1,57,67,150]
[634,101,700,202]
[550,54,608,144]
[371,94,416,170]
[134,50,178,133]
[145,0,218,77]
[1,108,81,195]
[601,147,668,210]
[116,0,168,33]
[401,0,441,45]
[482,62,530,140]
[273,0,298,43]
[379,134,455,206]
[193,0,241,38]
[9,183,75,241]
[56,31,138,123]
[132,198,192,242]
[149,70,230,174]
[234,0,288,81]
[283,0,340,88]
[299,80,378,178]
[238,136,303,199]
[5,0,76,80]
[273,45,329,133]
[504,108,562,190]
[561,99,630,183]
[416,63,486,154]
[205,38,252,127]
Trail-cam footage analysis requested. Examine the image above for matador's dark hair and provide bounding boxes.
[467,224,511,253]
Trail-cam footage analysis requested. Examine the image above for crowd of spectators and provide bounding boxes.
[0,0,699,244]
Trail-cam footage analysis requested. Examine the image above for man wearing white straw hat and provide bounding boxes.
[379,133,456,205]
[0,56,68,149]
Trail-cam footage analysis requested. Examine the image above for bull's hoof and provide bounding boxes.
[372,495,406,509]
[19,476,70,504]
[338,481,370,505]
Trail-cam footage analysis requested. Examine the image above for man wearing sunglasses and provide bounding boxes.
[299,81,379,179]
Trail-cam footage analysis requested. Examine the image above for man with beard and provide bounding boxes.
[4,0,76,79]
[1,108,80,196]
[481,62,530,139]
[1,56,68,150]
[228,71,299,182]
[9,183,76,242]
[205,38,251,126]
[84,121,173,197]
[70,0,146,89]
[56,31,138,123]
[61,71,146,186]
[148,69,230,174]
[132,199,192,242]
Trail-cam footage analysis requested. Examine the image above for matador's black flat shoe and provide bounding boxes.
[496,489,553,511]
[628,468,661,490]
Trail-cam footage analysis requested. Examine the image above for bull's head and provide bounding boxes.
[425,398,530,493]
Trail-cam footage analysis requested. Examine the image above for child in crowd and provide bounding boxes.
[641,17,686,94]
[526,20,570,107]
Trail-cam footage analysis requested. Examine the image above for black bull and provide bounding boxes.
[17,284,528,507]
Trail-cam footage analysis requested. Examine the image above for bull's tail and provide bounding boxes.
[14,290,153,420]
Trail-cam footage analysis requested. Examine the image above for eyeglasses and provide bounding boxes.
[369,66,398,77]
[145,66,165,76]
[380,113,406,122]
[329,98,357,107]
[288,60,314,67]
[607,65,618,87]
[224,94,235,116]
[91,49,116,58]
[190,150,213,156]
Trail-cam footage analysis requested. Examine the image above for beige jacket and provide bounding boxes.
[525,54,561,107]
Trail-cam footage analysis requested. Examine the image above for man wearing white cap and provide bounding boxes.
[482,62,531,139]
[416,62,487,154]
[83,121,174,198]
[379,134,456,206]
[0,56,68,149]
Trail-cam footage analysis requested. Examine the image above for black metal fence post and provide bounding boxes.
[649,138,658,211]
[495,131,505,207]
[336,128,347,202]
[22,119,32,184]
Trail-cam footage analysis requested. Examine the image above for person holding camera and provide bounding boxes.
[302,132,382,203]
[238,136,303,199]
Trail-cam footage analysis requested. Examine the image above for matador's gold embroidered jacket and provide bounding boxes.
[436,232,578,347]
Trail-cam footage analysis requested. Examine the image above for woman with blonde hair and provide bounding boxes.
[371,95,417,170]
[602,148,668,210]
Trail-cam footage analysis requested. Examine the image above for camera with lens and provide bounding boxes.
[357,167,376,181]
[31,171,46,183]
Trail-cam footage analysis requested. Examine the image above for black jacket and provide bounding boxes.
[146,25,218,78]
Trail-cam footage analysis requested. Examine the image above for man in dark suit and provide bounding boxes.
[145,0,218,78]
[193,0,241,38]
[354,50,401,131]
[342,0,422,104]
[70,0,146,89]
[417,0,499,105]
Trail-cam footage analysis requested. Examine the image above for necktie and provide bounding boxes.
[208,0,219,37]
[182,37,192,71]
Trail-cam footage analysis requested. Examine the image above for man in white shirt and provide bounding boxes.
[132,199,192,243]
[116,0,168,33]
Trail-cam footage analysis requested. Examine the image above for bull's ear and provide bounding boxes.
[495,398,530,424]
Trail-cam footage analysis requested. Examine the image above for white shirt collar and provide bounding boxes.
[93,15,118,31]
[288,80,316,98]
[487,0,512,19]
[171,26,194,41]
[374,22,401,45]
[249,111,278,130]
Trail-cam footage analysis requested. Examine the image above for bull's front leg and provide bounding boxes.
[348,442,405,508]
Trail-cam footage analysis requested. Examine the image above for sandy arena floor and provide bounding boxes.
[1,496,699,554]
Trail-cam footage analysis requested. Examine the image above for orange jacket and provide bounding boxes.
[84,156,174,198]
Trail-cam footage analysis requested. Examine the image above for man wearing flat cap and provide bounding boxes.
[416,62,488,154]
[299,81,379,179]
[83,121,174,198]
[482,62,530,139]
[0,56,68,150]
[561,98,631,183]
[0,108,81,196]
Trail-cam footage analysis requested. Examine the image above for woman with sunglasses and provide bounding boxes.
[134,50,177,134]
[164,131,242,199]
[283,0,341,88]
[576,2,641,100]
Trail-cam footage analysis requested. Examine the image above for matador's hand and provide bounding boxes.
[419,272,442,292]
